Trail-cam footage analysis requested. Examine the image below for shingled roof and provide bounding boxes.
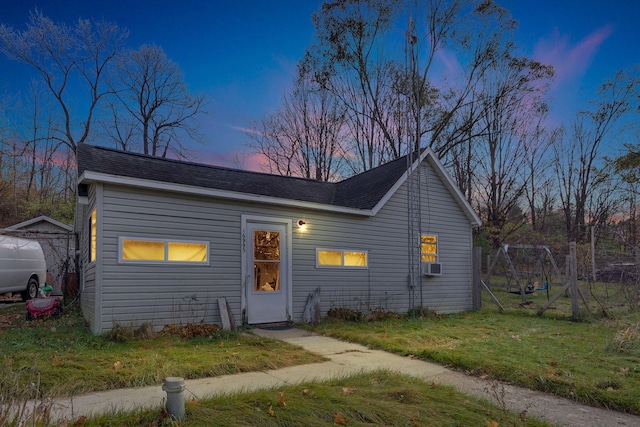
[77,144,410,211]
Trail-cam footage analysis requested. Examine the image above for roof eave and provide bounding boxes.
[79,171,374,217]
[5,215,73,232]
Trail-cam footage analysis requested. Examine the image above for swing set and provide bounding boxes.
[484,244,566,301]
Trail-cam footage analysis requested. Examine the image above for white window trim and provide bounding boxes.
[118,237,210,265]
[315,247,369,269]
[421,233,439,262]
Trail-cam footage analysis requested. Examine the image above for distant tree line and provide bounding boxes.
[0,10,205,226]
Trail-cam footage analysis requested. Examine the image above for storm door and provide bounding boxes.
[246,222,289,323]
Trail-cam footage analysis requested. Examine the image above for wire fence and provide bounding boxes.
[484,238,639,315]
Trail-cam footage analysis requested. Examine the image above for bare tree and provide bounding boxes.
[300,0,402,171]
[473,55,553,248]
[614,142,640,183]
[554,68,639,243]
[0,10,128,153]
[106,44,206,158]
[613,142,640,250]
[521,122,560,233]
[0,81,75,223]
[296,0,523,175]
[246,77,347,181]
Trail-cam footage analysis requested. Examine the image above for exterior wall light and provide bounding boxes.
[297,220,307,231]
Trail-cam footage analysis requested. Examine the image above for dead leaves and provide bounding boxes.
[263,391,286,418]
[72,415,87,426]
[160,323,220,339]
[334,412,347,425]
[52,355,64,367]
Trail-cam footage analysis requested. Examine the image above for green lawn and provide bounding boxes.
[83,371,553,427]
[0,303,324,398]
[1,301,556,426]
[2,288,638,425]
[312,290,640,415]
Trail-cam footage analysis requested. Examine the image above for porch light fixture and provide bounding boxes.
[297,219,307,231]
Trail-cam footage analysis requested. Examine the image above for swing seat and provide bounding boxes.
[536,281,549,291]
[509,289,535,295]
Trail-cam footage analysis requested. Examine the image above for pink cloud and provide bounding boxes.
[533,25,614,88]
[436,48,463,76]
[185,146,265,172]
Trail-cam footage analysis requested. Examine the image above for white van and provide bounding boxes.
[0,235,47,301]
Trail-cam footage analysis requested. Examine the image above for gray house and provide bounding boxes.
[75,144,481,334]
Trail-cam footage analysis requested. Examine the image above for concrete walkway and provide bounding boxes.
[42,328,640,426]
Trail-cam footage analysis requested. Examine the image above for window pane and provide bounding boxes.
[90,210,97,262]
[421,234,437,263]
[318,250,342,266]
[254,261,280,291]
[168,242,208,262]
[122,240,165,261]
[344,251,367,267]
[254,231,280,260]
[421,235,437,244]
[422,243,437,255]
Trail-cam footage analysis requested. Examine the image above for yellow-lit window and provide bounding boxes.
[317,250,342,266]
[122,240,165,261]
[316,248,368,268]
[119,238,209,264]
[168,241,208,262]
[344,251,367,267]
[89,209,97,263]
[421,235,438,262]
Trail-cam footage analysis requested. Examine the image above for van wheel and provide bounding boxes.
[21,278,39,301]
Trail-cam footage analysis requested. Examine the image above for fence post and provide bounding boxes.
[486,254,492,285]
[569,242,579,318]
[472,247,482,310]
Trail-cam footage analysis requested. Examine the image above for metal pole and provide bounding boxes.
[569,242,579,318]
[472,247,482,310]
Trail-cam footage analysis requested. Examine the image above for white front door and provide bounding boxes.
[245,221,290,324]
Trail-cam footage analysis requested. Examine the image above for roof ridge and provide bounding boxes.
[83,144,335,186]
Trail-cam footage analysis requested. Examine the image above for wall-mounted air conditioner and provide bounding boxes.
[421,262,442,276]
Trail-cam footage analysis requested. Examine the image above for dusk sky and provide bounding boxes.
[1,0,638,168]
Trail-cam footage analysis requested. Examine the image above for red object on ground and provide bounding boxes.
[26,297,61,320]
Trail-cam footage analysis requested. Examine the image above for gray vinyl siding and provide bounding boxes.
[99,187,243,332]
[416,164,473,313]
[87,157,475,333]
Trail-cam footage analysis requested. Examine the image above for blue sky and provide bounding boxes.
[1,0,638,168]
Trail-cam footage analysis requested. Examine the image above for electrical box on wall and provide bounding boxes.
[421,262,442,276]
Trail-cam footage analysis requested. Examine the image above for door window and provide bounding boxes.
[253,230,280,292]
